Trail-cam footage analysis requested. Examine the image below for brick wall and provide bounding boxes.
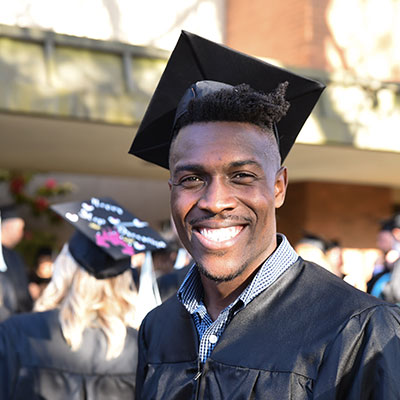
[226,0,397,251]
[226,0,331,69]
[277,181,392,248]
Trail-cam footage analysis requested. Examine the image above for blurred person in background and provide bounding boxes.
[28,246,54,301]
[367,218,400,298]
[0,273,17,322]
[157,241,192,302]
[325,239,345,279]
[131,238,192,303]
[294,233,332,273]
[374,219,399,274]
[0,199,141,399]
[376,214,400,304]
[0,204,33,313]
[0,211,17,320]
[154,217,193,302]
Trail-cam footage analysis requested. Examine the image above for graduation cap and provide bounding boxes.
[51,197,167,279]
[129,30,325,169]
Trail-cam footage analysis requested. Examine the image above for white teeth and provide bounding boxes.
[199,226,242,242]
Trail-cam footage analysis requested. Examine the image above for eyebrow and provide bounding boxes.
[173,160,261,175]
[173,164,205,175]
[229,160,260,168]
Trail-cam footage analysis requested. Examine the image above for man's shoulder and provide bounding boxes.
[282,259,390,321]
[143,295,185,326]
[140,295,195,342]
[138,294,198,362]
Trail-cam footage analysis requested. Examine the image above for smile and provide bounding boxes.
[198,226,243,243]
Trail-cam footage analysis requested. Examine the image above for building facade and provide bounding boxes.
[1,0,400,280]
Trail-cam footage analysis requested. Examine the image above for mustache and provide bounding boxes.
[188,214,252,226]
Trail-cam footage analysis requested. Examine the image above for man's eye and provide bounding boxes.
[232,173,256,183]
[179,176,204,188]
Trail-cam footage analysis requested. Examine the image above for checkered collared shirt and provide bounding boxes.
[177,234,299,363]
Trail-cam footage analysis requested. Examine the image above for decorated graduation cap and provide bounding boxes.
[129,30,325,169]
[51,197,167,279]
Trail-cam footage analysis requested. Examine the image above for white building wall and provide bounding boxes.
[0,0,226,50]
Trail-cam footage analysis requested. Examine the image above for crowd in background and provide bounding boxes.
[294,212,400,305]
[1,201,400,397]
[3,203,400,324]
[0,204,193,321]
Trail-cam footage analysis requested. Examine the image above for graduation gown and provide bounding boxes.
[136,259,400,399]
[0,273,17,321]
[0,309,138,399]
[2,245,33,312]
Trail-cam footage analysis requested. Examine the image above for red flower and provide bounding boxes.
[9,177,25,194]
[45,178,57,190]
[35,196,49,212]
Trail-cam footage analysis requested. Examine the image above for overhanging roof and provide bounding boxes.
[2,111,400,189]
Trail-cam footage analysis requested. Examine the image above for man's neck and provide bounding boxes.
[198,235,280,321]
[200,266,259,321]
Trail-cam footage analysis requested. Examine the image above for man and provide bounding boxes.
[129,32,400,399]
[367,218,399,298]
[0,204,33,313]
[325,239,345,279]
[294,233,332,273]
[378,214,400,304]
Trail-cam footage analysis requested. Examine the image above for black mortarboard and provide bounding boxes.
[129,30,325,169]
[51,197,167,279]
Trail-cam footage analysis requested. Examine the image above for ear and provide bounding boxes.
[274,166,288,209]
[168,178,172,191]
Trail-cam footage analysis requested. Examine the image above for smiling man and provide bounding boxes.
[130,32,400,399]
[168,82,289,322]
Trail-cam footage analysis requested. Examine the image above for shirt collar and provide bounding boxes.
[177,233,299,315]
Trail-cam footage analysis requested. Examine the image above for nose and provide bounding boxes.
[197,177,237,214]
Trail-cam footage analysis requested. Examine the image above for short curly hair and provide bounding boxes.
[173,81,290,136]
[170,82,290,168]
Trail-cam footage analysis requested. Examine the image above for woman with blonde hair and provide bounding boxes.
[0,199,143,399]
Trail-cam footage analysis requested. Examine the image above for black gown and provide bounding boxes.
[2,245,33,312]
[0,272,17,321]
[0,309,138,399]
[136,259,400,399]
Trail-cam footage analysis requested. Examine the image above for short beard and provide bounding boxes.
[197,261,249,283]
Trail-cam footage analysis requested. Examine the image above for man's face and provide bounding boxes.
[377,230,395,253]
[1,217,25,248]
[169,121,287,282]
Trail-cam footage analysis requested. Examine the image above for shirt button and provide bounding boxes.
[209,334,218,344]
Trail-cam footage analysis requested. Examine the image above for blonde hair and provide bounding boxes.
[35,244,138,360]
